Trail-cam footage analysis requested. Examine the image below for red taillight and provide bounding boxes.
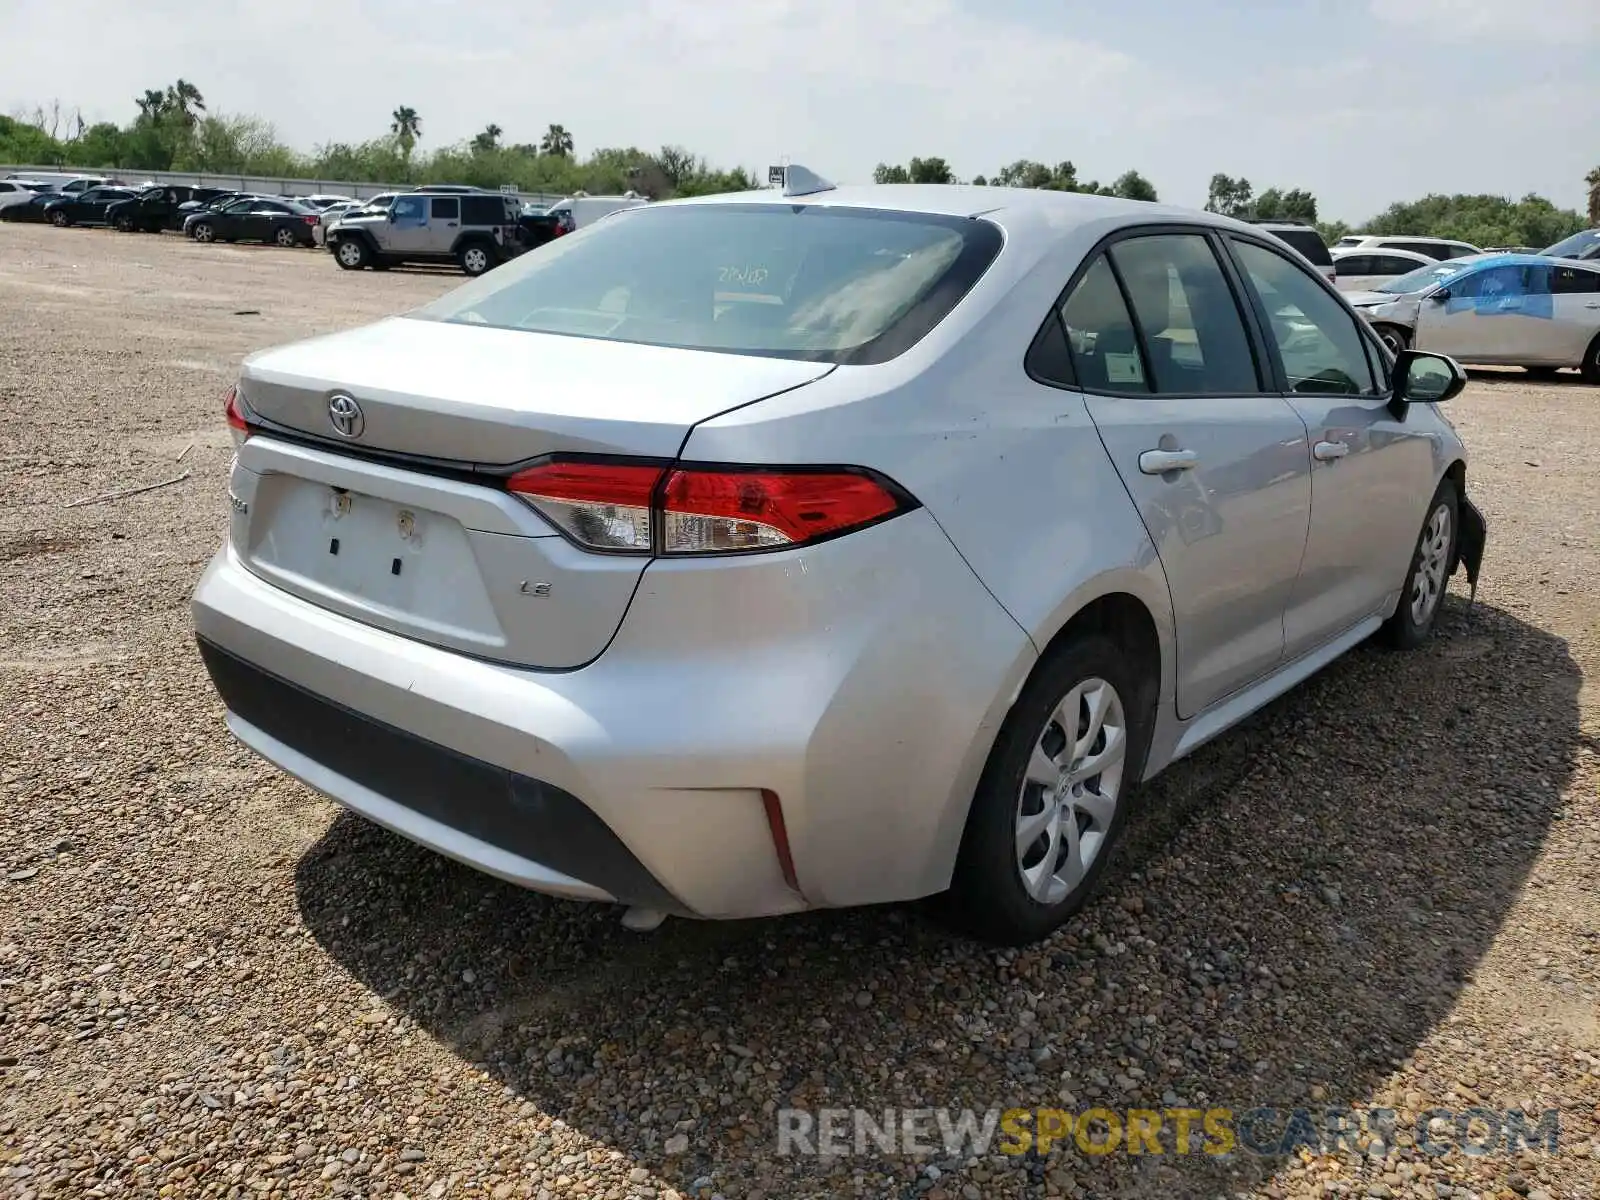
[303,215,318,225]
[505,459,912,555]
[224,384,252,447]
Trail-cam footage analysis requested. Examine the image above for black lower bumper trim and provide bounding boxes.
[196,637,677,910]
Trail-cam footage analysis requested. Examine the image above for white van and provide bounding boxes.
[546,193,648,233]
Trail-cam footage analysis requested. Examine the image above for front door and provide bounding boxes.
[1226,235,1437,656]
[1070,231,1313,718]
[385,194,433,254]
[1415,261,1557,364]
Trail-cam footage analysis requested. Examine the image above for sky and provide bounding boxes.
[3,0,1598,222]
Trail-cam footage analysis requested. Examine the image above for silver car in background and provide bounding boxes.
[193,177,1486,945]
[1348,253,1600,381]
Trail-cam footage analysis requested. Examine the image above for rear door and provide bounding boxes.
[427,196,462,253]
[1225,235,1432,653]
[1548,263,1600,362]
[1072,229,1312,717]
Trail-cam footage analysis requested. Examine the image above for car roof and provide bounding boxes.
[652,184,1284,262]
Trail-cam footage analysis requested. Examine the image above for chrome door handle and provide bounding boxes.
[1313,440,1350,462]
[1585,302,1600,309]
[1138,449,1198,475]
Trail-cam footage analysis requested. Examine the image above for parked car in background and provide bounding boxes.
[0,179,48,211]
[312,201,364,246]
[1246,220,1336,285]
[196,179,1485,945]
[1334,235,1480,261]
[545,193,649,233]
[289,194,355,211]
[1347,253,1600,381]
[43,186,139,226]
[6,172,110,195]
[173,189,250,225]
[1331,247,1436,292]
[1481,246,1539,255]
[328,191,523,275]
[0,192,61,223]
[1540,228,1600,262]
[516,206,566,250]
[186,196,320,247]
[106,184,206,232]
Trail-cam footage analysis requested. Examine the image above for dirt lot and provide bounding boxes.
[1,224,1597,1200]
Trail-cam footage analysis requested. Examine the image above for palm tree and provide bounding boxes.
[540,123,573,157]
[135,89,168,119]
[166,79,206,126]
[472,123,502,154]
[391,106,422,161]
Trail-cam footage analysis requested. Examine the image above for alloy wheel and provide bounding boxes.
[1014,677,1127,906]
[1410,503,1452,625]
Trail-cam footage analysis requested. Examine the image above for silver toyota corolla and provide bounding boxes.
[192,170,1487,945]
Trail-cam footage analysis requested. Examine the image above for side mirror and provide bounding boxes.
[1389,349,1466,416]
[1430,288,1450,302]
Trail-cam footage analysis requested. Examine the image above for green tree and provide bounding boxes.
[471,124,502,154]
[540,123,573,157]
[390,106,421,164]
[1587,167,1599,225]
[873,162,911,183]
[907,156,953,184]
[1111,169,1158,202]
[971,174,988,186]
[1205,173,1253,218]
[1362,192,1582,248]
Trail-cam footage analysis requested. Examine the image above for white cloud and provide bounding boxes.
[1369,0,1600,40]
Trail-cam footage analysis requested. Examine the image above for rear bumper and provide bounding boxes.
[191,513,1034,918]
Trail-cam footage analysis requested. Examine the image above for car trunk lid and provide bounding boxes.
[230,318,833,668]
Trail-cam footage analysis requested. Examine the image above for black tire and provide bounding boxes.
[114,213,134,233]
[1582,334,1600,387]
[191,221,215,244]
[50,209,70,227]
[457,240,495,276]
[333,237,370,270]
[943,632,1151,946]
[1372,324,1411,355]
[1382,476,1459,650]
[273,225,297,248]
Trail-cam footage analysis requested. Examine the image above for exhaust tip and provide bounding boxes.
[620,906,669,933]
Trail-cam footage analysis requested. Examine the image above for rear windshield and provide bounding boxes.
[1541,229,1600,258]
[412,203,1003,364]
[1267,227,1332,266]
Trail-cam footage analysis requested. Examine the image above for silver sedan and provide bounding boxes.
[192,174,1486,944]
[1348,253,1600,381]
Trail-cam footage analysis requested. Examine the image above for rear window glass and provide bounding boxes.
[1268,228,1332,266]
[412,203,1004,364]
[1541,229,1600,259]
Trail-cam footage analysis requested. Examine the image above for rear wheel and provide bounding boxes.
[192,222,215,243]
[273,225,297,248]
[1373,323,1410,355]
[458,241,494,276]
[1582,334,1600,386]
[114,213,134,233]
[50,209,70,227]
[333,238,369,270]
[1383,476,1459,650]
[943,632,1148,945]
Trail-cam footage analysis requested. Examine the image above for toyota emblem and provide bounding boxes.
[327,393,364,438]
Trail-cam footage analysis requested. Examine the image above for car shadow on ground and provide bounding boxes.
[295,596,1581,1198]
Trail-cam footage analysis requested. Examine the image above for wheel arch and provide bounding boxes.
[450,231,495,256]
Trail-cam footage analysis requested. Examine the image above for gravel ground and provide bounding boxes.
[1,224,1597,1200]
